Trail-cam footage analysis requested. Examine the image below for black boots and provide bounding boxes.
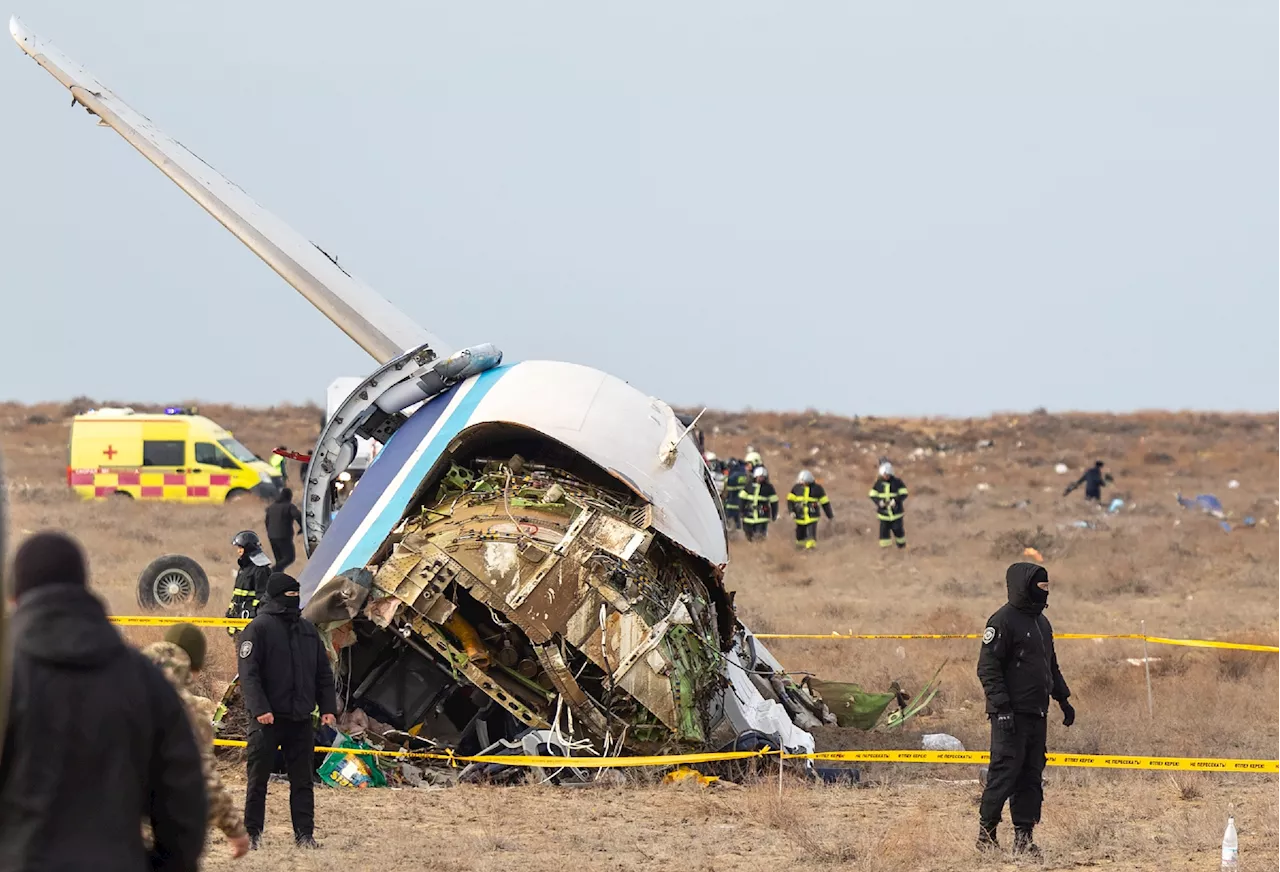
[1013,828,1043,860]
[295,834,322,849]
[978,824,1043,860]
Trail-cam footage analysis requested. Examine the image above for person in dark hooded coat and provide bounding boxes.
[0,532,206,872]
[975,562,1074,858]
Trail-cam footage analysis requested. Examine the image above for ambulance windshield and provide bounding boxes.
[218,438,258,464]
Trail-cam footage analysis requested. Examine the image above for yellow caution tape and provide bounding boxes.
[210,739,1276,773]
[108,616,1278,652]
[111,616,249,628]
[754,631,1279,653]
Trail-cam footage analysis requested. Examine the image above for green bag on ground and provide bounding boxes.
[804,679,897,730]
[317,732,387,788]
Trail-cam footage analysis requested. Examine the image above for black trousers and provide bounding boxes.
[724,508,742,530]
[979,713,1047,831]
[795,522,817,543]
[878,518,906,548]
[269,537,296,572]
[244,718,316,838]
[743,521,769,541]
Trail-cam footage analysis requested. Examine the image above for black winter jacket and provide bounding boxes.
[264,497,303,540]
[237,598,338,722]
[977,563,1071,716]
[0,585,206,872]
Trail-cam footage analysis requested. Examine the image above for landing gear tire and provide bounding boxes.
[137,554,210,611]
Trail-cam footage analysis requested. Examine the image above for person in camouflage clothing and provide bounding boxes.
[143,623,250,860]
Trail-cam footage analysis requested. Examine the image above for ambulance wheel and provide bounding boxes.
[224,488,250,504]
[137,554,210,611]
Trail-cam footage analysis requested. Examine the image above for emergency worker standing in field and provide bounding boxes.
[787,470,833,550]
[976,562,1075,858]
[739,466,778,541]
[142,623,250,860]
[238,572,338,850]
[868,461,908,549]
[722,458,750,533]
[265,488,304,571]
[268,446,288,485]
[226,530,272,637]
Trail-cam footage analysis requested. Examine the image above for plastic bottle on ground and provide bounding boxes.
[1221,814,1238,869]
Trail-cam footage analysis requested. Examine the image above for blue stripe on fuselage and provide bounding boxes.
[298,365,510,603]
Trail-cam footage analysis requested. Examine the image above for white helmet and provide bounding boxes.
[745,450,762,465]
[878,461,893,477]
[753,466,768,480]
[797,470,815,485]
[704,451,717,463]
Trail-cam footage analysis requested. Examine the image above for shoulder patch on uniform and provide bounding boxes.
[982,627,996,645]
[239,640,253,659]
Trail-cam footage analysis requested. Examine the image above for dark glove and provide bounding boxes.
[1059,699,1075,727]
[995,712,1016,735]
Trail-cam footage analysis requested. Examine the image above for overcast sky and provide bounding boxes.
[2,2,1275,416]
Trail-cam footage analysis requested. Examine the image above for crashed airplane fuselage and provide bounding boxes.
[11,17,826,761]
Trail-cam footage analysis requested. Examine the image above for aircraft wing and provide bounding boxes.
[9,17,446,364]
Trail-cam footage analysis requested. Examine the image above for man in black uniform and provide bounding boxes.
[225,531,272,637]
[868,461,908,549]
[238,572,338,850]
[264,488,304,571]
[787,469,833,550]
[1063,460,1111,501]
[976,562,1075,857]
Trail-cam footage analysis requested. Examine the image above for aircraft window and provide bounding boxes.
[196,442,236,468]
[142,440,185,467]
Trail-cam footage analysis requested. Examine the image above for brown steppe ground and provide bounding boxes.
[2,400,1277,870]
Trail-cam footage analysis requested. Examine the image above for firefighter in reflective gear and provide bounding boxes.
[268,446,288,485]
[722,459,750,532]
[226,531,272,637]
[869,461,908,549]
[788,470,833,550]
[739,466,778,542]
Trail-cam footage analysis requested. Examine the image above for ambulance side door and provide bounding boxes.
[192,440,239,502]
[140,424,188,501]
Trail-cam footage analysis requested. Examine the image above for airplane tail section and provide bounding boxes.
[9,17,446,364]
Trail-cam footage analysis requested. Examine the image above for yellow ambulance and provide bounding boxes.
[68,407,281,503]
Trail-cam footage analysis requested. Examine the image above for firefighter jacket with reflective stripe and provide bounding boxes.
[226,555,271,635]
[723,470,749,509]
[788,483,833,524]
[739,482,779,524]
[869,475,908,521]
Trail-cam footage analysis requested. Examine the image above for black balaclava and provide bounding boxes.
[1006,562,1049,613]
[267,572,300,603]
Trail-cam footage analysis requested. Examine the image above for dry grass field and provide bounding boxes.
[2,400,1277,870]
